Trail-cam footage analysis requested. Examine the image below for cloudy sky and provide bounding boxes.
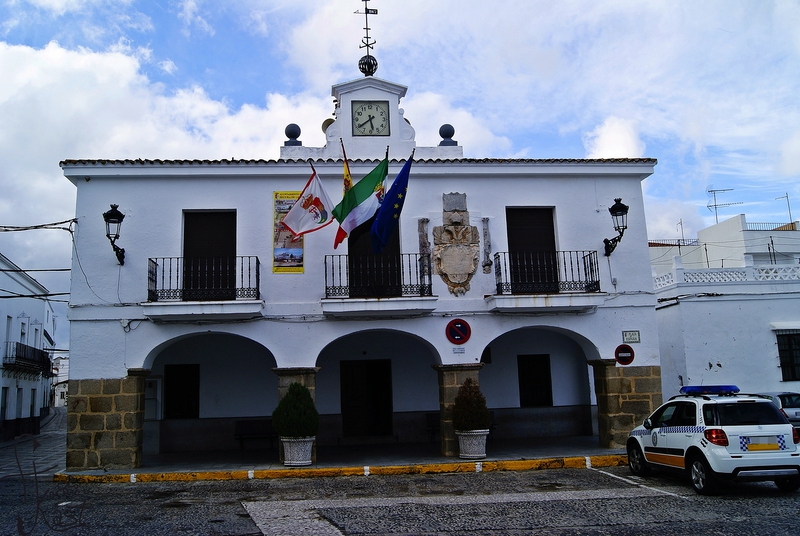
[1,0,799,346]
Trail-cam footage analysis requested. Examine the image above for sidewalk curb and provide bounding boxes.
[53,454,628,484]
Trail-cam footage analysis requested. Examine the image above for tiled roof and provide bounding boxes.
[60,157,657,166]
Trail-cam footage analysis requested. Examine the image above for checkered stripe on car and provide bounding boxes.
[630,426,704,437]
[665,426,704,434]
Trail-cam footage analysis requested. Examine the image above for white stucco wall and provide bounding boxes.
[63,157,660,384]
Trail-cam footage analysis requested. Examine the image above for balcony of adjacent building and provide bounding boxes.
[320,253,438,317]
[141,256,264,322]
[3,342,53,375]
[485,250,605,314]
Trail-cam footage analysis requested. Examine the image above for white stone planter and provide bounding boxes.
[280,436,315,466]
[455,429,489,459]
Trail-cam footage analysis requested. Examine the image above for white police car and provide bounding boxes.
[627,385,800,494]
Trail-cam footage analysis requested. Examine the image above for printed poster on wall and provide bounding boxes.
[273,191,303,273]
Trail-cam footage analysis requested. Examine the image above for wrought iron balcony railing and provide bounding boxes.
[494,250,601,295]
[147,256,260,302]
[324,253,433,299]
[3,342,52,372]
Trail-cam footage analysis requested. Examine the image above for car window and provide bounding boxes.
[650,404,678,427]
[672,402,697,426]
[779,394,800,408]
[705,401,787,426]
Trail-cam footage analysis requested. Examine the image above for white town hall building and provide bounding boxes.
[60,51,662,470]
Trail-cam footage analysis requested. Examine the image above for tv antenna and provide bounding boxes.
[706,187,742,224]
[775,193,794,225]
[355,0,378,76]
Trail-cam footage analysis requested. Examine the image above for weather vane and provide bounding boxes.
[355,0,378,76]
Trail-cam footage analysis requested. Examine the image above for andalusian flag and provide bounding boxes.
[331,156,389,249]
[371,152,413,253]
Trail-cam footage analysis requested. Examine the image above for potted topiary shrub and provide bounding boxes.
[452,377,491,459]
[271,382,319,466]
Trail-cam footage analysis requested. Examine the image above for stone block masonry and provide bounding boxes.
[590,360,662,449]
[66,371,146,470]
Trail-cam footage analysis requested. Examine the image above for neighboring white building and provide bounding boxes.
[61,63,662,469]
[651,215,800,398]
[1,252,56,440]
[53,354,69,407]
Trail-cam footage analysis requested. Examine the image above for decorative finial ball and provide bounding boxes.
[439,124,455,139]
[285,123,301,140]
[358,54,378,77]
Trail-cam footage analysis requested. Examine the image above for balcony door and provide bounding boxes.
[506,207,559,293]
[347,216,401,298]
[183,211,236,301]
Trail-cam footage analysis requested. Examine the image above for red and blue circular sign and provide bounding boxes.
[615,344,635,365]
[446,319,471,345]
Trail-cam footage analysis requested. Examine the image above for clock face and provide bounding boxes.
[352,101,390,136]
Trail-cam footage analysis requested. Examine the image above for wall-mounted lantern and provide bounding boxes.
[603,198,629,256]
[102,204,126,265]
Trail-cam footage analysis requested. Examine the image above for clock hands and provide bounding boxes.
[357,115,376,130]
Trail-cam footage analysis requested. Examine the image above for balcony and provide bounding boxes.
[321,253,437,317]
[3,342,52,374]
[486,251,605,314]
[142,256,263,322]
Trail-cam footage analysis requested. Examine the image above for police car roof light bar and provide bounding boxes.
[679,385,740,395]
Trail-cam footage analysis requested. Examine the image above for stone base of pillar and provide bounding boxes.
[65,369,147,470]
[589,360,662,449]
[433,363,483,457]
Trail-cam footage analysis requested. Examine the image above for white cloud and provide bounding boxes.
[159,59,177,74]
[583,117,645,159]
[779,132,800,176]
[178,0,214,37]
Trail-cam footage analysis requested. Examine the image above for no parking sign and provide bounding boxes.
[445,319,471,345]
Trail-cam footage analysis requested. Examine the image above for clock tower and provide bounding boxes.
[279,1,462,161]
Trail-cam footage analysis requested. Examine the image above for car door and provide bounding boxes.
[643,402,688,469]
[663,401,698,468]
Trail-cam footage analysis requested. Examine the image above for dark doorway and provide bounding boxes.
[506,207,559,293]
[164,364,200,419]
[340,359,393,437]
[347,216,401,297]
[183,211,236,301]
[517,354,553,407]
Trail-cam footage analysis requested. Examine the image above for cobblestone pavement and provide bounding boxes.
[0,406,66,482]
[2,412,798,535]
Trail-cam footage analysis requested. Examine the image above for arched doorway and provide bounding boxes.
[479,327,598,439]
[315,329,440,445]
[144,332,277,453]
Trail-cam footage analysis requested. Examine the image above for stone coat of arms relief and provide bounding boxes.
[432,193,481,296]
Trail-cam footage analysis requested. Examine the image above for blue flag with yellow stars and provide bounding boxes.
[370,153,414,254]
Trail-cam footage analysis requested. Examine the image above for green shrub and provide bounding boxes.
[452,377,491,431]
[272,382,319,437]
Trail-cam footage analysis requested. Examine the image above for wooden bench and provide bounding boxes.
[234,418,277,450]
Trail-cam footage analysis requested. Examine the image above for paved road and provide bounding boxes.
[2,410,799,535]
[2,462,799,535]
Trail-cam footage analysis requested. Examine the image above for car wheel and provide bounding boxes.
[627,443,650,476]
[688,454,717,495]
[774,476,800,492]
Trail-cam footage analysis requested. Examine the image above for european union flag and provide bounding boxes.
[370,154,413,254]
